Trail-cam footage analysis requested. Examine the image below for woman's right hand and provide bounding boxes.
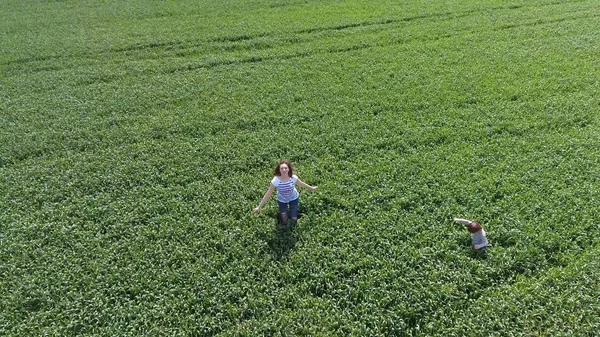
[253,207,261,213]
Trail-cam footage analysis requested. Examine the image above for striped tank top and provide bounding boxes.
[271,175,299,203]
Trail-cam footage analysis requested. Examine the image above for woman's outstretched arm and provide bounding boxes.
[253,184,276,212]
[296,178,318,192]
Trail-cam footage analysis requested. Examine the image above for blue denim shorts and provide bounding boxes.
[277,198,299,218]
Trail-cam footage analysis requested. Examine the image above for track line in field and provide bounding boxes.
[1,1,581,68]
[122,11,600,76]
[6,9,595,93]
[2,4,596,92]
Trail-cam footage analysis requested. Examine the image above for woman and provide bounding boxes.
[253,160,318,223]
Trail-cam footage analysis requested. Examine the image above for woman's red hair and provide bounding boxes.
[274,160,294,176]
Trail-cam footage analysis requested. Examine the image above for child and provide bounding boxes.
[253,160,318,223]
[453,218,489,256]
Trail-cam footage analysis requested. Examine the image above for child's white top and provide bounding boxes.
[472,229,488,250]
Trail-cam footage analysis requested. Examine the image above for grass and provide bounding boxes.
[1,0,600,335]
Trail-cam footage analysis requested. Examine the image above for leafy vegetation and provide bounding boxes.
[1,0,599,335]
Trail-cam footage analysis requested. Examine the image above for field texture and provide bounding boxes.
[1,0,600,335]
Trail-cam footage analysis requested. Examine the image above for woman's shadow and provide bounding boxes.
[268,209,305,260]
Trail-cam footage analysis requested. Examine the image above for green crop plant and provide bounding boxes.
[1,0,599,336]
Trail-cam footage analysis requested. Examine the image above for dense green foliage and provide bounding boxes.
[1,0,599,335]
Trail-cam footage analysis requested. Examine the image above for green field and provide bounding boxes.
[2,0,600,335]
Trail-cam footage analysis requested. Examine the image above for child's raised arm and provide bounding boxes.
[453,218,472,225]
